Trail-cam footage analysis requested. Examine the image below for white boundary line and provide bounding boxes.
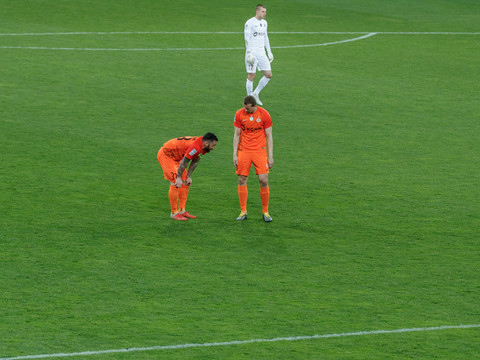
[273,32,376,49]
[0,31,478,51]
[1,324,479,360]
[0,33,376,51]
[0,31,479,36]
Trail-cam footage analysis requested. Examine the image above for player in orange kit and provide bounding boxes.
[157,133,218,220]
[233,95,273,222]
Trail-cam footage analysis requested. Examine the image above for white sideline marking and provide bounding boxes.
[273,32,376,48]
[0,33,376,51]
[0,31,479,36]
[0,30,478,51]
[1,324,479,360]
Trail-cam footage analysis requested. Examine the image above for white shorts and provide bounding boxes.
[245,50,271,73]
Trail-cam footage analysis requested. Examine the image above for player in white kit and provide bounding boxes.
[244,4,273,106]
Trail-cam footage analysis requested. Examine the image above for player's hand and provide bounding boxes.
[174,177,183,188]
[268,157,274,169]
[267,52,274,63]
[184,177,193,186]
[233,154,238,167]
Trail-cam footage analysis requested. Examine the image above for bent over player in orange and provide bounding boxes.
[233,95,273,222]
[157,133,218,221]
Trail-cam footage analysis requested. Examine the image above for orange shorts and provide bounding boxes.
[157,149,187,182]
[236,150,269,176]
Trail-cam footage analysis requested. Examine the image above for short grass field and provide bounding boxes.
[1,0,479,359]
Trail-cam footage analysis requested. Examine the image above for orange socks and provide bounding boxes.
[178,185,189,211]
[238,185,248,212]
[169,184,190,213]
[238,185,270,213]
[168,185,179,213]
[260,187,270,213]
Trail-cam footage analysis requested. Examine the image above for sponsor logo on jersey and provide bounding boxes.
[241,124,264,133]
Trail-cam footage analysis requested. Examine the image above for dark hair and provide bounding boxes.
[256,4,265,10]
[244,95,257,106]
[203,132,218,142]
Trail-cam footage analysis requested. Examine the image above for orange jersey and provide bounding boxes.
[158,136,205,162]
[234,106,272,151]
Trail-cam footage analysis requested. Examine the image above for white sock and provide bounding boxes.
[246,79,254,95]
[253,76,270,95]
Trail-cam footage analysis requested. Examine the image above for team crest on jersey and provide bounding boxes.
[256,118,261,122]
[249,116,254,121]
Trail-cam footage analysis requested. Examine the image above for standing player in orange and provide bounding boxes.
[157,133,218,221]
[233,95,273,222]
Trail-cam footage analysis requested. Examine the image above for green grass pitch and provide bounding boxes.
[1,0,479,359]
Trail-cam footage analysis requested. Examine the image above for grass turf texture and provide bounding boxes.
[1,0,479,358]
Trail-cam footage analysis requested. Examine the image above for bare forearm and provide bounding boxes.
[267,138,273,158]
[233,137,239,155]
[186,158,199,177]
[177,157,189,178]
[265,128,274,168]
[266,129,273,158]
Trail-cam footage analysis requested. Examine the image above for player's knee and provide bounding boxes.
[238,175,248,186]
[258,177,269,187]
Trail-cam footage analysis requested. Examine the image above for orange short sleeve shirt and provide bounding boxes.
[159,136,204,161]
[234,106,272,151]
